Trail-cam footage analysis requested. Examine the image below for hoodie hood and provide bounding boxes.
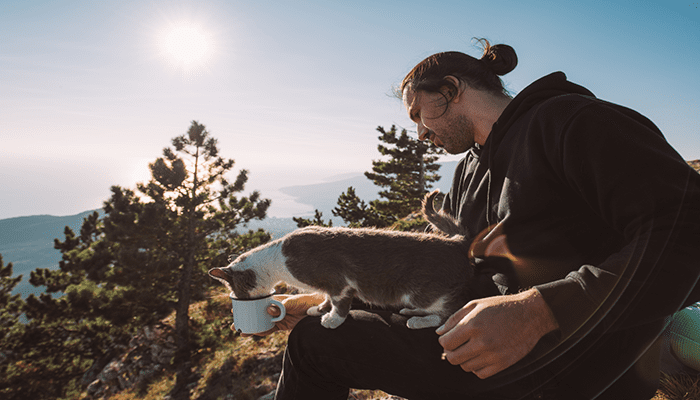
[480,72,596,227]
[487,72,595,152]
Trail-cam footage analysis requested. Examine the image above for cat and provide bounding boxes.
[208,189,474,330]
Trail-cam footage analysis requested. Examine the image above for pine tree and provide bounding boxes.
[1,215,127,400]
[0,255,23,336]
[333,125,444,227]
[0,255,25,397]
[293,210,333,227]
[122,120,271,399]
[332,187,386,228]
[2,121,271,400]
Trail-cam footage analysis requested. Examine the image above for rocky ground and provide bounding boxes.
[81,323,177,398]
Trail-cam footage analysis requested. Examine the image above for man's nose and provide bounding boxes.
[417,123,431,141]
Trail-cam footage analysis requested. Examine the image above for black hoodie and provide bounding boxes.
[444,72,700,342]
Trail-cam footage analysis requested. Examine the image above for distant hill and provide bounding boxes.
[279,161,458,225]
[0,210,102,298]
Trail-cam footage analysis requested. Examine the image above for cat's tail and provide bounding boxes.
[422,190,465,237]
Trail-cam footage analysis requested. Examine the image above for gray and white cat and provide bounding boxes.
[208,190,474,329]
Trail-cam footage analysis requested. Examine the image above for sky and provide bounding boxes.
[1,0,699,220]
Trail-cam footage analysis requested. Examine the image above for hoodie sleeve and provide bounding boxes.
[534,101,700,340]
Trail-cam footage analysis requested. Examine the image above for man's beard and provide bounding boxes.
[441,113,477,155]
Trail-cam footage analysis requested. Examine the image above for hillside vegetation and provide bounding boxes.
[101,285,400,400]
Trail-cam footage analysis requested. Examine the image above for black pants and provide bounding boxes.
[274,308,558,400]
[273,308,662,400]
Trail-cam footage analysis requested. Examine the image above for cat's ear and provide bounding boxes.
[208,268,233,286]
[208,268,257,298]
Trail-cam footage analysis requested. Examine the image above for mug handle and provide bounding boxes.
[269,299,286,323]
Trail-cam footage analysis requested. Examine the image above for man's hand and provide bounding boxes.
[233,292,326,337]
[436,288,558,379]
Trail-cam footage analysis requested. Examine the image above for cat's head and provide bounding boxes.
[208,266,259,299]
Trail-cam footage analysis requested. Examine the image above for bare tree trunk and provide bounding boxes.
[170,147,201,400]
[170,253,194,400]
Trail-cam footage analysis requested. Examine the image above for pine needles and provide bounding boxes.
[654,372,700,400]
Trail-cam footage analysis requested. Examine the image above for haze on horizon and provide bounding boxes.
[2,0,699,220]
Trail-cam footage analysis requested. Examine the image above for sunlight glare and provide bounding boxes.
[159,22,214,75]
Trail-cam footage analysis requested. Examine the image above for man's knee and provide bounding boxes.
[286,316,345,366]
[287,316,323,356]
[286,312,393,369]
[277,316,351,399]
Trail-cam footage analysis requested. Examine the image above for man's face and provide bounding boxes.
[403,87,476,155]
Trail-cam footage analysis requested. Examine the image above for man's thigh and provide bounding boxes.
[281,309,542,400]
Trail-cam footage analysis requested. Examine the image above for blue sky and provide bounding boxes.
[1,0,698,219]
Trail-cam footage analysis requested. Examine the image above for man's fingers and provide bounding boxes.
[443,336,483,366]
[436,301,475,336]
[267,304,282,317]
[435,313,455,335]
[472,365,500,379]
[230,322,277,337]
[437,303,479,353]
[443,343,502,379]
[274,293,326,315]
[463,354,508,379]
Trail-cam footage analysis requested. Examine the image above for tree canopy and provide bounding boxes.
[0,121,271,400]
[332,125,444,228]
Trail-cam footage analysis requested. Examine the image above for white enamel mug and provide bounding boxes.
[230,292,286,334]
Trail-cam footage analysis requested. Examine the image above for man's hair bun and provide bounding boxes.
[478,39,518,76]
[400,38,518,98]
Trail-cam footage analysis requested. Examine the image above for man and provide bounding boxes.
[250,40,700,399]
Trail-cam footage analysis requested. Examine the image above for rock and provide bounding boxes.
[86,379,101,395]
[81,323,177,398]
[117,373,131,390]
[144,325,154,340]
[98,360,122,382]
[80,347,122,386]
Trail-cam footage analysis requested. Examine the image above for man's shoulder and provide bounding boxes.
[528,93,635,131]
[536,93,657,134]
[536,92,598,114]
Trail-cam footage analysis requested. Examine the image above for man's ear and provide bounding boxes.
[442,75,463,103]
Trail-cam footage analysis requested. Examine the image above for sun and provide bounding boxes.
[158,22,214,75]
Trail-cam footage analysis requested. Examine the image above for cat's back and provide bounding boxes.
[283,225,463,250]
[282,226,470,274]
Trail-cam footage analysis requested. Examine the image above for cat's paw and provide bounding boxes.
[320,313,346,329]
[406,315,442,329]
[399,307,428,316]
[307,306,324,317]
